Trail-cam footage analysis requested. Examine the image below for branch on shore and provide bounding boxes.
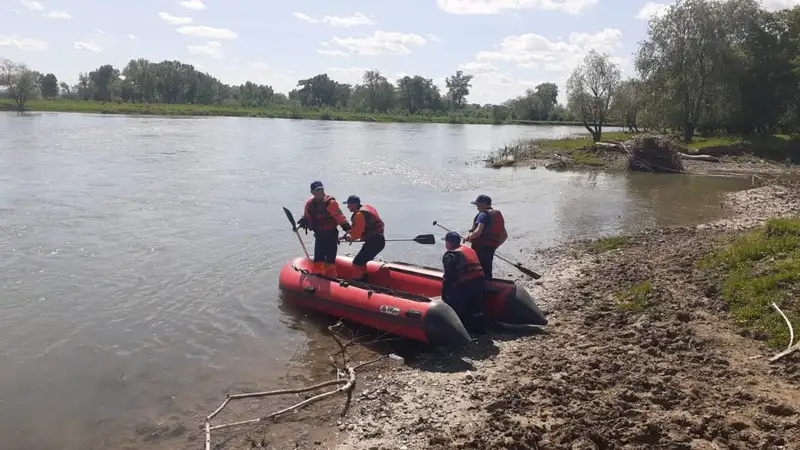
[770,302,799,362]
[202,320,387,450]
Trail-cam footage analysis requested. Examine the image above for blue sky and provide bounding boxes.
[0,0,795,104]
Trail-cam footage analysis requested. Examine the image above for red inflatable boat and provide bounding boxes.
[278,255,547,346]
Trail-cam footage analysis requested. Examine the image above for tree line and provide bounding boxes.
[567,0,800,142]
[0,57,575,123]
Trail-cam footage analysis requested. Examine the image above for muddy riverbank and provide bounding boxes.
[327,180,800,450]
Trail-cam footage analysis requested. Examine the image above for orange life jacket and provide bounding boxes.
[304,195,338,231]
[352,204,385,239]
[448,245,485,285]
[471,209,506,248]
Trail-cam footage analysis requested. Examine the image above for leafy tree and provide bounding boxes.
[445,70,473,109]
[566,50,621,141]
[0,58,38,110]
[39,73,59,99]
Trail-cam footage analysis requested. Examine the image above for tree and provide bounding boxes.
[636,0,762,142]
[612,78,643,132]
[39,73,59,99]
[0,58,38,111]
[566,50,621,141]
[59,81,75,99]
[445,70,473,109]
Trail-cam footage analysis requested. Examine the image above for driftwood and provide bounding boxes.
[770,302,800,362]
[203,320,388,450]
[680,154,721,162]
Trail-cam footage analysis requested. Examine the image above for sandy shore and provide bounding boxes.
[326,180,800,450]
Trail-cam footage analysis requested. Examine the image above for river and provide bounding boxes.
[0,112,752,450]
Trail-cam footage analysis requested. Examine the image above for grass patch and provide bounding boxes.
[698,217,800,348]
[614,281,654,311]
[589,235,629,253]
[572,150,605,166]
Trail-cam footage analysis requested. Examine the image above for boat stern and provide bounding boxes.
[423,300,472,346]
[502,283,548,326]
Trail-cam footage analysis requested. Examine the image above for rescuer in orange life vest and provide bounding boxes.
[341,195,386,282]
[296,181,351,277]
[441,231,488,334]
[464,194,507,280]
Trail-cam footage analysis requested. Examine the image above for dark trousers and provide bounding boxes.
[313,228,339,263]
[473,245,496,279]
[353,234,386,266]
[443,277,487,334]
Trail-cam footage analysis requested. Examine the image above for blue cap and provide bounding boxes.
[346,195,361,205]
[470,195,491,205]
[310,181,324,191]
[445,231,461,245]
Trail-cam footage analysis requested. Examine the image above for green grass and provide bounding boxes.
[589,235,629,253]
[614,281,654,311]
[572,150,604,166]
[0,98,590,126]
[698,218,800,348]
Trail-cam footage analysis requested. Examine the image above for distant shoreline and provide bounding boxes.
[0,99,616,127]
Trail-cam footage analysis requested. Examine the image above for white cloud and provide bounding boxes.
[436,0,598,15]
[474,28,624,72]
[327,67,369,85]
[221,62,297,93]
[158,12,193,25]
[20,0,44,12]
[318,49,349,56]
[95,29,105,35]
[760,0,800,10]
[45,10,71,19]
[454,61,542,104]
[636,2,669,20]
[128,34,136,40]
[322,31,428,56]
[292,11,375,27]
[176,25,237,39]
[426,34,443,43]
[188,41,223,58]
[180,0,207,10]
[0,35,48,51]
[74,40,101,52]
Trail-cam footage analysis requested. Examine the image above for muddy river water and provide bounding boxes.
[0,112,752,449]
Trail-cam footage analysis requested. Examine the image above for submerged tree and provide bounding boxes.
[0,58,39,111]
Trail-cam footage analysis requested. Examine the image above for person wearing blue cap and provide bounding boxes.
[440,231,487,334]
[296,181,351,276]
[342,195,386,282]
[464,194,507,279]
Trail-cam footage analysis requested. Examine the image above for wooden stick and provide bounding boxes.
[769,302,799,362]
[773,302,795,354]
[208,367,356,431]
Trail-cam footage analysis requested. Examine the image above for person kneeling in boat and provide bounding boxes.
[296,181,351,277]
[341,195,386,282]
[464,194,507,280]
[441,231,488,334]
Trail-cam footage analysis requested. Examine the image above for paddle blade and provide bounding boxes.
[413,234,436,245]
[514,263,541,279]
[282,207,297,232]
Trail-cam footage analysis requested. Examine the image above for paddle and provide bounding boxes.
[340,234,436,245]
[384,234,436,244]
[432,221,542,279]
[282,207,311,261]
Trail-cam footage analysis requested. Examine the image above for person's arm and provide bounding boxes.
[326,198,351,231]
[349,212,366,240]
[465,212,487,241]
[441,252,457,299]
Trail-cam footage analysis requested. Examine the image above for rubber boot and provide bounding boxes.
[325,263,338,278]
[351,265,368,282]
[312,262,326,274]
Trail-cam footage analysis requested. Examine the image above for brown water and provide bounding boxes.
[0,112,752,449]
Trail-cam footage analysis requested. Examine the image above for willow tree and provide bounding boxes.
[566,49,621,142]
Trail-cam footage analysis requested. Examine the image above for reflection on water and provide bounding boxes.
[0,112,751,450]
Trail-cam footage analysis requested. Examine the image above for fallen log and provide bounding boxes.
[680,154,721,162]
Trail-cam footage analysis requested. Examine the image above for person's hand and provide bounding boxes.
[340,233,352,242]
[297,217,309,230]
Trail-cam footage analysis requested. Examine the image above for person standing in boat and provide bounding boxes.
[296,181,351,277]
[441,231,487,334]
[341,195,386,282]
[464,194,507,280]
